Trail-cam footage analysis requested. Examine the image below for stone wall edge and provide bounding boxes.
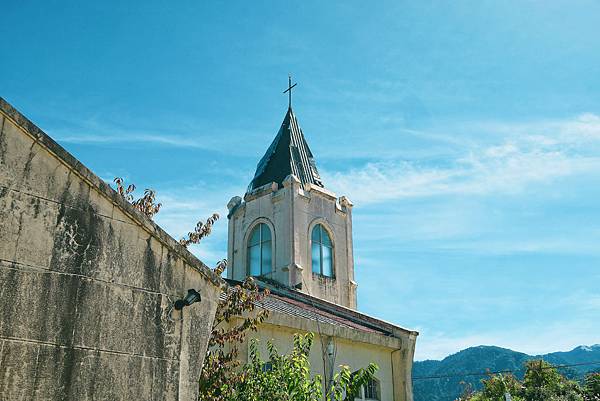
[0,96,224,288]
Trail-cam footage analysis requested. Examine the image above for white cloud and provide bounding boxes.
[151,184,244,267]
[475,113,600,145]
[434,234,600,255]
[57,132,211,148]
[323,114,600,205]
[46,115,270,157]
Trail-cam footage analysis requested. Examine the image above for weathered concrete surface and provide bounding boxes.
[0,97,223,401]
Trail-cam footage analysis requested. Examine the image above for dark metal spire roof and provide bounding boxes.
[248,107,324,192]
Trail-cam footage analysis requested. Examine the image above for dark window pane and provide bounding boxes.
[249,225,261,246]
[321,227,332,246]
[322,245,333,277]
[249,245,261,276]
[312,243,321,273]
[311,225,320,242]
[261,241,272,274]
[261,223,271,242]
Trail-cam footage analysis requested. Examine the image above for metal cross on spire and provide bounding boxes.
[283,74,297,109]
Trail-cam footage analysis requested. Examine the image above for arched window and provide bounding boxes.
[311,224,333,277]
[247,223,272,276]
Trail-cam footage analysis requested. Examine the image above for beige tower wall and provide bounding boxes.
[227,175,357,309]
[0,98,222,401]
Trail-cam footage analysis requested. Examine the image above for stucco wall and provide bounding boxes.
[247,323,397,401]
[0,98,222,401]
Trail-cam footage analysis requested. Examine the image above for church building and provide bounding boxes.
[225,94,418,401]
[0,93,417,401]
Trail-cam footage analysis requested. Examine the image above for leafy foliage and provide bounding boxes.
[112,177,220,248]
[456,382,477,401]
[521,360,581,401]
[113,177,161,218]
[231,333,378,401]
[198,272,270,401]
[459,360,593,401]
[466,374,524,401]
[180,213,220,248]
[583,373,600,401]
[488,374,525,401]
[196,263,379,401]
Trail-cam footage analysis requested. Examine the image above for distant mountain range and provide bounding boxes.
[413,344,600,401]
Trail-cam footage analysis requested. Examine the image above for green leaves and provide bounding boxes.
[199,274,270,401]
[583,372,600,401]
[460,360,595,401]
[228,333,378,401]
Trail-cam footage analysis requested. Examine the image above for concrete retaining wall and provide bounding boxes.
[0,97,222,401]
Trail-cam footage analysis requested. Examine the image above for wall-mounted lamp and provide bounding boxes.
[174,289,201,310]
[168,289,202,322]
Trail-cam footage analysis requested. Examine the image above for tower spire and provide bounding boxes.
[283,74,297,109]
[247,99,324,192]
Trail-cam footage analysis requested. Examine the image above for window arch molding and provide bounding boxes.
[245,218,276,277]
[308,218,335,278]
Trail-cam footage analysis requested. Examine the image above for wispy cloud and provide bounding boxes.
[46,114,271,157]
[323,114,600,204]
[56,131,218,149]
[152,183,244,266]
[470,113,600,145]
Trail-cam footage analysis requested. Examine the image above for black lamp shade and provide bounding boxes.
[174,289,201,310]
[183,289,201,306]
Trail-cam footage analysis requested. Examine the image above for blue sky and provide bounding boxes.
[2,1,599,360]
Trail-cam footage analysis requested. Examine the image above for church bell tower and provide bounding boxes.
[226,91,357,309]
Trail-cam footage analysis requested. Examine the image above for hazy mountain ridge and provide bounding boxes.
[413,344,600,401]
